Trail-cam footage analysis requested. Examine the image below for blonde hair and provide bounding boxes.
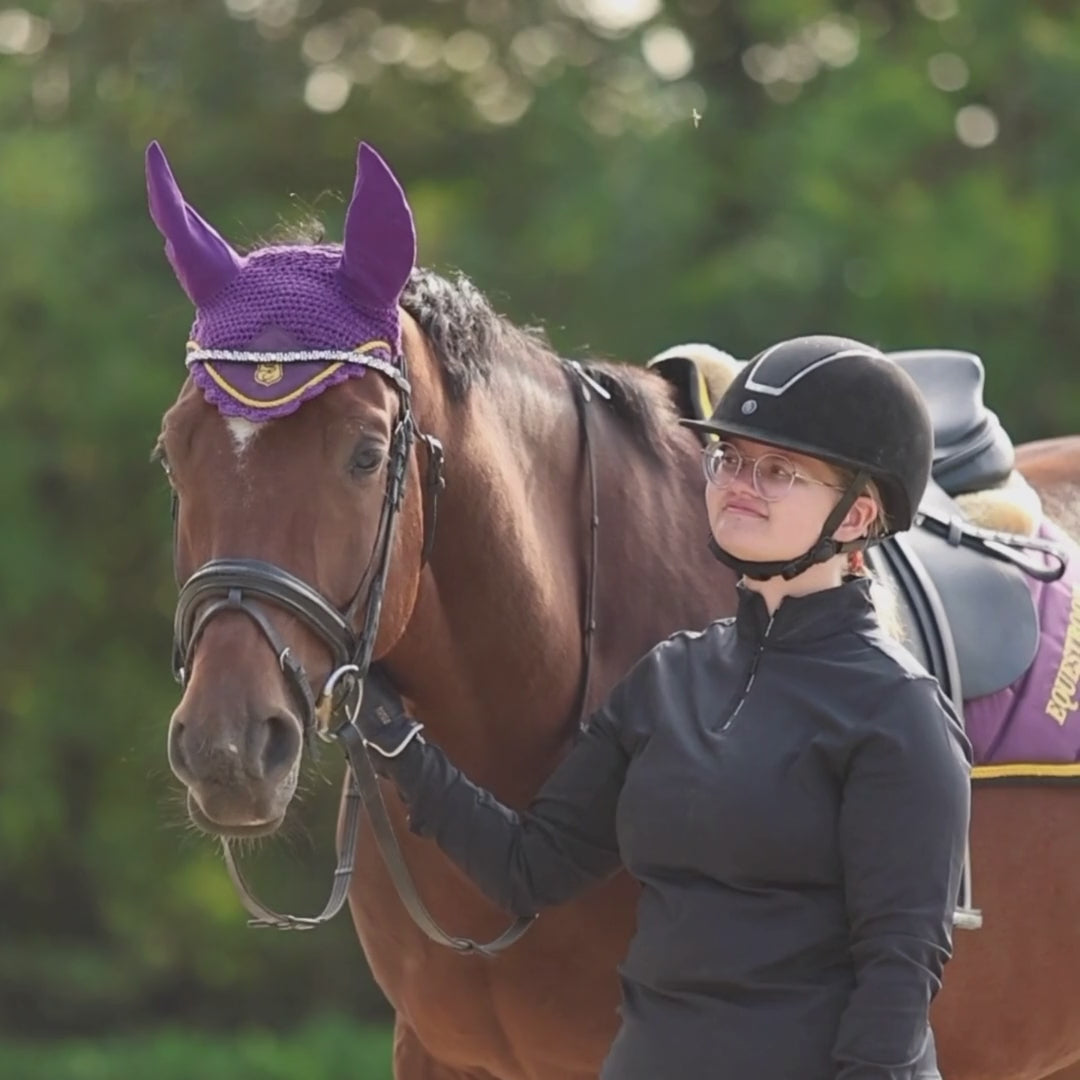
[831,470,904,639]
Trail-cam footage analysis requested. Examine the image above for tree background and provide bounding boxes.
[2,0,1078,1072]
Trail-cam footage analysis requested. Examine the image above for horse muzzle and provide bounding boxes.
[168,679,305,835]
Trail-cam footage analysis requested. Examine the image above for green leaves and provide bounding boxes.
[0,1018,394,1080]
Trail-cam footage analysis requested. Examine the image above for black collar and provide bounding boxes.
[734,576,878,646]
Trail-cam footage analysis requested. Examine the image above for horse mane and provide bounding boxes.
[401,267,680,463]
[253,222,679,461]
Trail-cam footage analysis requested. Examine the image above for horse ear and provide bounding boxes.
[145,141,242,306]
[338,142,416,310]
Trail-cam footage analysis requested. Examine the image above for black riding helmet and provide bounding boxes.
[682,335,933,581]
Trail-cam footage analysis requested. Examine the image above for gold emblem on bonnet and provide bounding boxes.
[254,362,284,386]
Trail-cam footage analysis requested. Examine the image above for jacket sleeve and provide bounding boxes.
[379,665,652,917]
[832,677,972,1080]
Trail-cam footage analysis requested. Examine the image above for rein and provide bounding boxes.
[169,357,605,956]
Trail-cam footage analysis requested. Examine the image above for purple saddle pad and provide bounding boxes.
[965,520,1080,768]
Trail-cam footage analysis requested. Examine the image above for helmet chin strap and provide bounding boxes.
[708,471,872,582]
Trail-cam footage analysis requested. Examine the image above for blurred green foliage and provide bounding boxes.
[0,1015,392,1078]
[2,0,1080,1046]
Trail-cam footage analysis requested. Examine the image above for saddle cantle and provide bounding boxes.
[647,344,741,435]
[889,349,1014,494]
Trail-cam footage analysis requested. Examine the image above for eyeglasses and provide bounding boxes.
[702,441,846,502]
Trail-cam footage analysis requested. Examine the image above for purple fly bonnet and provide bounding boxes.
[146,140,416,421]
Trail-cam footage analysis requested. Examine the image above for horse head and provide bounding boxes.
[150,141,444,836]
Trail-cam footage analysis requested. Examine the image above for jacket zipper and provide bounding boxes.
[719,613,775,733]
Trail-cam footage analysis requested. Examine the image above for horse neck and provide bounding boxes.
[387,355,734,802]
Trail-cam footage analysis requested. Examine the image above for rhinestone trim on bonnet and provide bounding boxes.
[185,340,402,415]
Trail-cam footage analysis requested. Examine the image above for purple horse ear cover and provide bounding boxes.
[146,142,244,307]
[339,142,417,309]
[146,140,417,421]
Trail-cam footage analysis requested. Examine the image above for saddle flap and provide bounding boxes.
[875,482,1040,701]
[907,527,1038,700]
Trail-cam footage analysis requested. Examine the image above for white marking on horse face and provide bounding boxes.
[226,417,262,454]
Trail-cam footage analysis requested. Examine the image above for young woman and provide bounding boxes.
[357,335,973,1080]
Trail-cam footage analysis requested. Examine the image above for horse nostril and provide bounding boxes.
[258,713,301,781]
[168,719,191,781]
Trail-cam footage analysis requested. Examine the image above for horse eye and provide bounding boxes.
[349,444,384,475]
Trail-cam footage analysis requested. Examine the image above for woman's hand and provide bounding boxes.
[356,668,425,757]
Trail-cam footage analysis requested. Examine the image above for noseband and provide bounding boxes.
[169,356,605,956]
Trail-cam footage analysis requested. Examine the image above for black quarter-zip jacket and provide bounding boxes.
[385,578,973,1079]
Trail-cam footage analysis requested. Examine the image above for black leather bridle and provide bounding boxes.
[169,355,606,956]
[173,358,435,744]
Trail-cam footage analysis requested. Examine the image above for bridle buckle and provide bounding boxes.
[314,663,362,742]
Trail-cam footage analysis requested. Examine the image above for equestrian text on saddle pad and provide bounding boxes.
[966,520,1080,773]
[146,140,416,422]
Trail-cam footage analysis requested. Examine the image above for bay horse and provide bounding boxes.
[153,142,1080,1080]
